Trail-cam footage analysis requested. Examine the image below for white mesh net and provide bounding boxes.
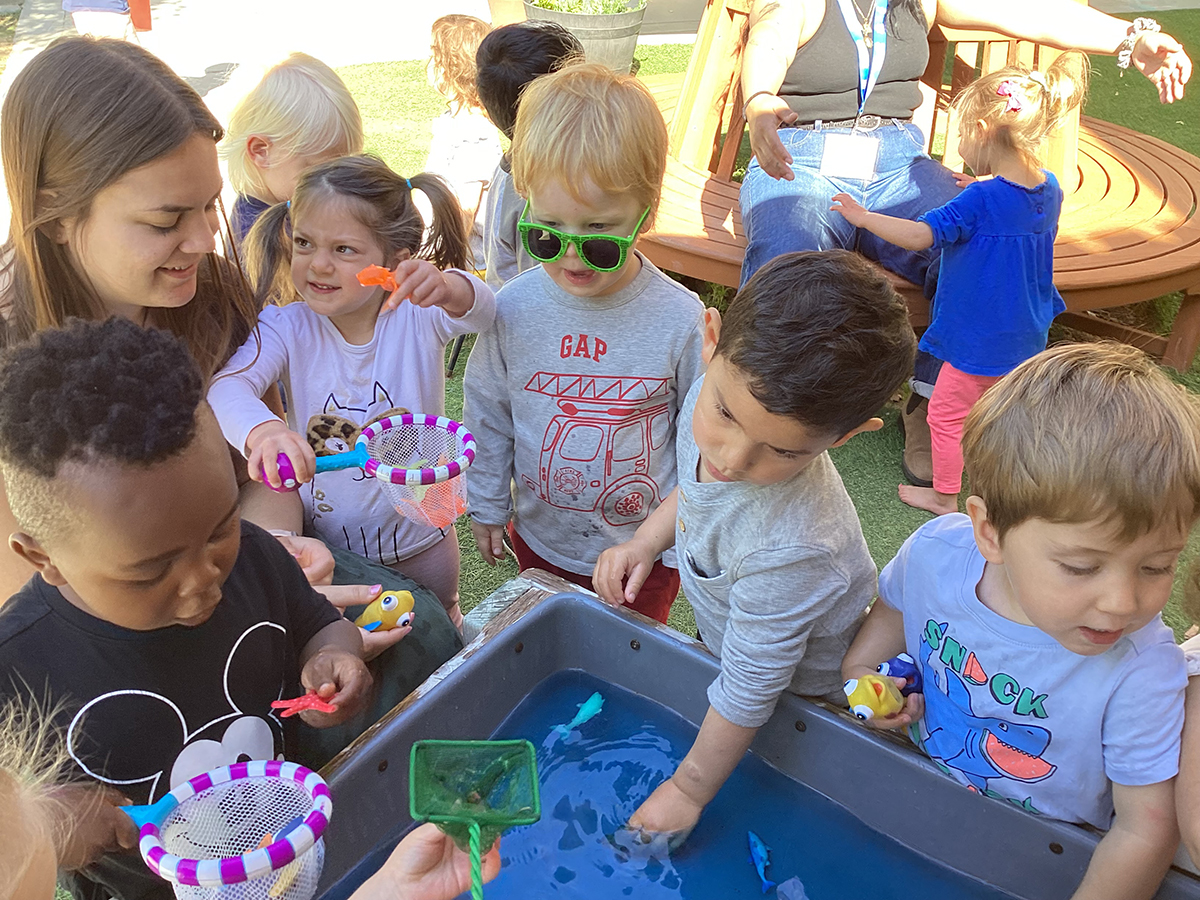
[158,777,324,900]
[365,423,469,529]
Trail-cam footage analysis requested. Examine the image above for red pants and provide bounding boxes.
[507,526,679,623]
[929,362,1003,495]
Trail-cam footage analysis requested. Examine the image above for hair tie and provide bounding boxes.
[996,80,1026,113]
[286,199,291,209]
[404,177,412,191]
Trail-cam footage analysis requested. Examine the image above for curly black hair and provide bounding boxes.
[0,317,203,479]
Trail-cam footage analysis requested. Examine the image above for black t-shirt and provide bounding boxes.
[0,521,340,805]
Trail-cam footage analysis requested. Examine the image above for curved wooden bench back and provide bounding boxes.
[656,0,1083,187]
[640,0,1200,370]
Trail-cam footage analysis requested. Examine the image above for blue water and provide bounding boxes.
[323,670,1019,899]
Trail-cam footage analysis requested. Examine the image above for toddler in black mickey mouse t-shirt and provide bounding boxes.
[0,319,372,900]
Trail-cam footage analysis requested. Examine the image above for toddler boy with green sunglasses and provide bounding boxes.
[463,62,706,623]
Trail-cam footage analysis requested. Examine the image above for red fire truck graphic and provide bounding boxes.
[522,372,672,526]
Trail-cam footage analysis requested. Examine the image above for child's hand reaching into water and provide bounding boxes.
[246,420,316,490]
[627,777,703,845]
[299,620,372,726]
[383,261,477,318]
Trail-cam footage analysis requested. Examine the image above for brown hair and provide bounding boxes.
[953,50,1089,170]
[511,62,668,228]
[715,250,916,436]
[245,155,470,307]
[428,14,491,113]
[963,342,1200,540]
[0,37,257,379]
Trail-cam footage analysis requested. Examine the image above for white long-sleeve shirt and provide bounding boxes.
[208,272,495,564]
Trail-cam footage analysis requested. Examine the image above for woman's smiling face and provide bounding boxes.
[54,133,222,322]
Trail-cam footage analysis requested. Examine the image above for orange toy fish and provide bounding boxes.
[357,264,398,293]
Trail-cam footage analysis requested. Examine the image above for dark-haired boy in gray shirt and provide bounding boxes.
[595,249,918,843]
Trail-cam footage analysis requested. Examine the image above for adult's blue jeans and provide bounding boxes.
[740,120,962,394]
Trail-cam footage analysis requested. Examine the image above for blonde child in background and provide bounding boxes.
[463,63,705,624]
[208,157,496,631]
[0,696,500,900]
[425,14,503,270]
[843,343,1200,900]
[832,52,1089,517]
[220,53,364,245]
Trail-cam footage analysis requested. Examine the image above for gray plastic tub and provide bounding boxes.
[317,591,1200,899]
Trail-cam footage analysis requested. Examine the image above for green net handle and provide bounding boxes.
[470,820,482,900]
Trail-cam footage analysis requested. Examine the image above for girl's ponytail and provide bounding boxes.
[243,201,297,307]
[952,50,1091,167]
[408,172,470,272]
[1040,50,1090,134]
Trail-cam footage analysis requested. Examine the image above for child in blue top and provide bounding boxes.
[843,343,1200,900]
[833,52,1088,516]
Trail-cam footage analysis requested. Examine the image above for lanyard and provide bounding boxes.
[833,0,889,118]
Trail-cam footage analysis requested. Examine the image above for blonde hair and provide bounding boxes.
[953,50,1089,168]
[963,342,1200,540]
[0,697,73,898]
[511,62,668,228]
[221,53,364,197]
[428,14,491,113]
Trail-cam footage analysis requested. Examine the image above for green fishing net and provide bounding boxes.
[409,740,541,897]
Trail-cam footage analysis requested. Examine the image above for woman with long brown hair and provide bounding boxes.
[0,40,460,824]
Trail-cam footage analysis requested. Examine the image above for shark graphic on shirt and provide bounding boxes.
[919,628,1057,794]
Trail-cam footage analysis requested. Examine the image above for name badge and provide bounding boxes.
[819,132,880,182]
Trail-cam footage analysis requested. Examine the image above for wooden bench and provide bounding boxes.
[637,0,1200,371]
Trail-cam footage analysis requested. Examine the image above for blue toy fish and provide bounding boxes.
[877,652,923,695]
[747,830,776,893]
[553,692,605,737]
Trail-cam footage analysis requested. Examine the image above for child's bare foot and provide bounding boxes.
[898,485,958,516]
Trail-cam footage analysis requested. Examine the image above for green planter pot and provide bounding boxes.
[522,1,647,74]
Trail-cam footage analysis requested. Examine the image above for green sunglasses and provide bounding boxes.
[517,202,650,273]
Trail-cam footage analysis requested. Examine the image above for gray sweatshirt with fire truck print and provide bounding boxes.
[463,253,706,576]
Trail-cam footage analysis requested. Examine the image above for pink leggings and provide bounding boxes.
[929,362,1003,495]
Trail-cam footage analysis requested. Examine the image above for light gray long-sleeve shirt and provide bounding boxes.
[675,378,876,727]
[463,254,705,575]
[482,159,536,290]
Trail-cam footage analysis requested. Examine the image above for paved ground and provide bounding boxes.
[1,0,493,117]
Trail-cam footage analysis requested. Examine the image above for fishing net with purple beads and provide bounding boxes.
[137,761,330,900]
[359,414,475,529]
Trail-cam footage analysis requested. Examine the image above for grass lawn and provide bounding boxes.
[0,12,18,71]
[338,18,1200,637]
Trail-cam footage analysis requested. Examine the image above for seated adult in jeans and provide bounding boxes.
[739,0,1191,484]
